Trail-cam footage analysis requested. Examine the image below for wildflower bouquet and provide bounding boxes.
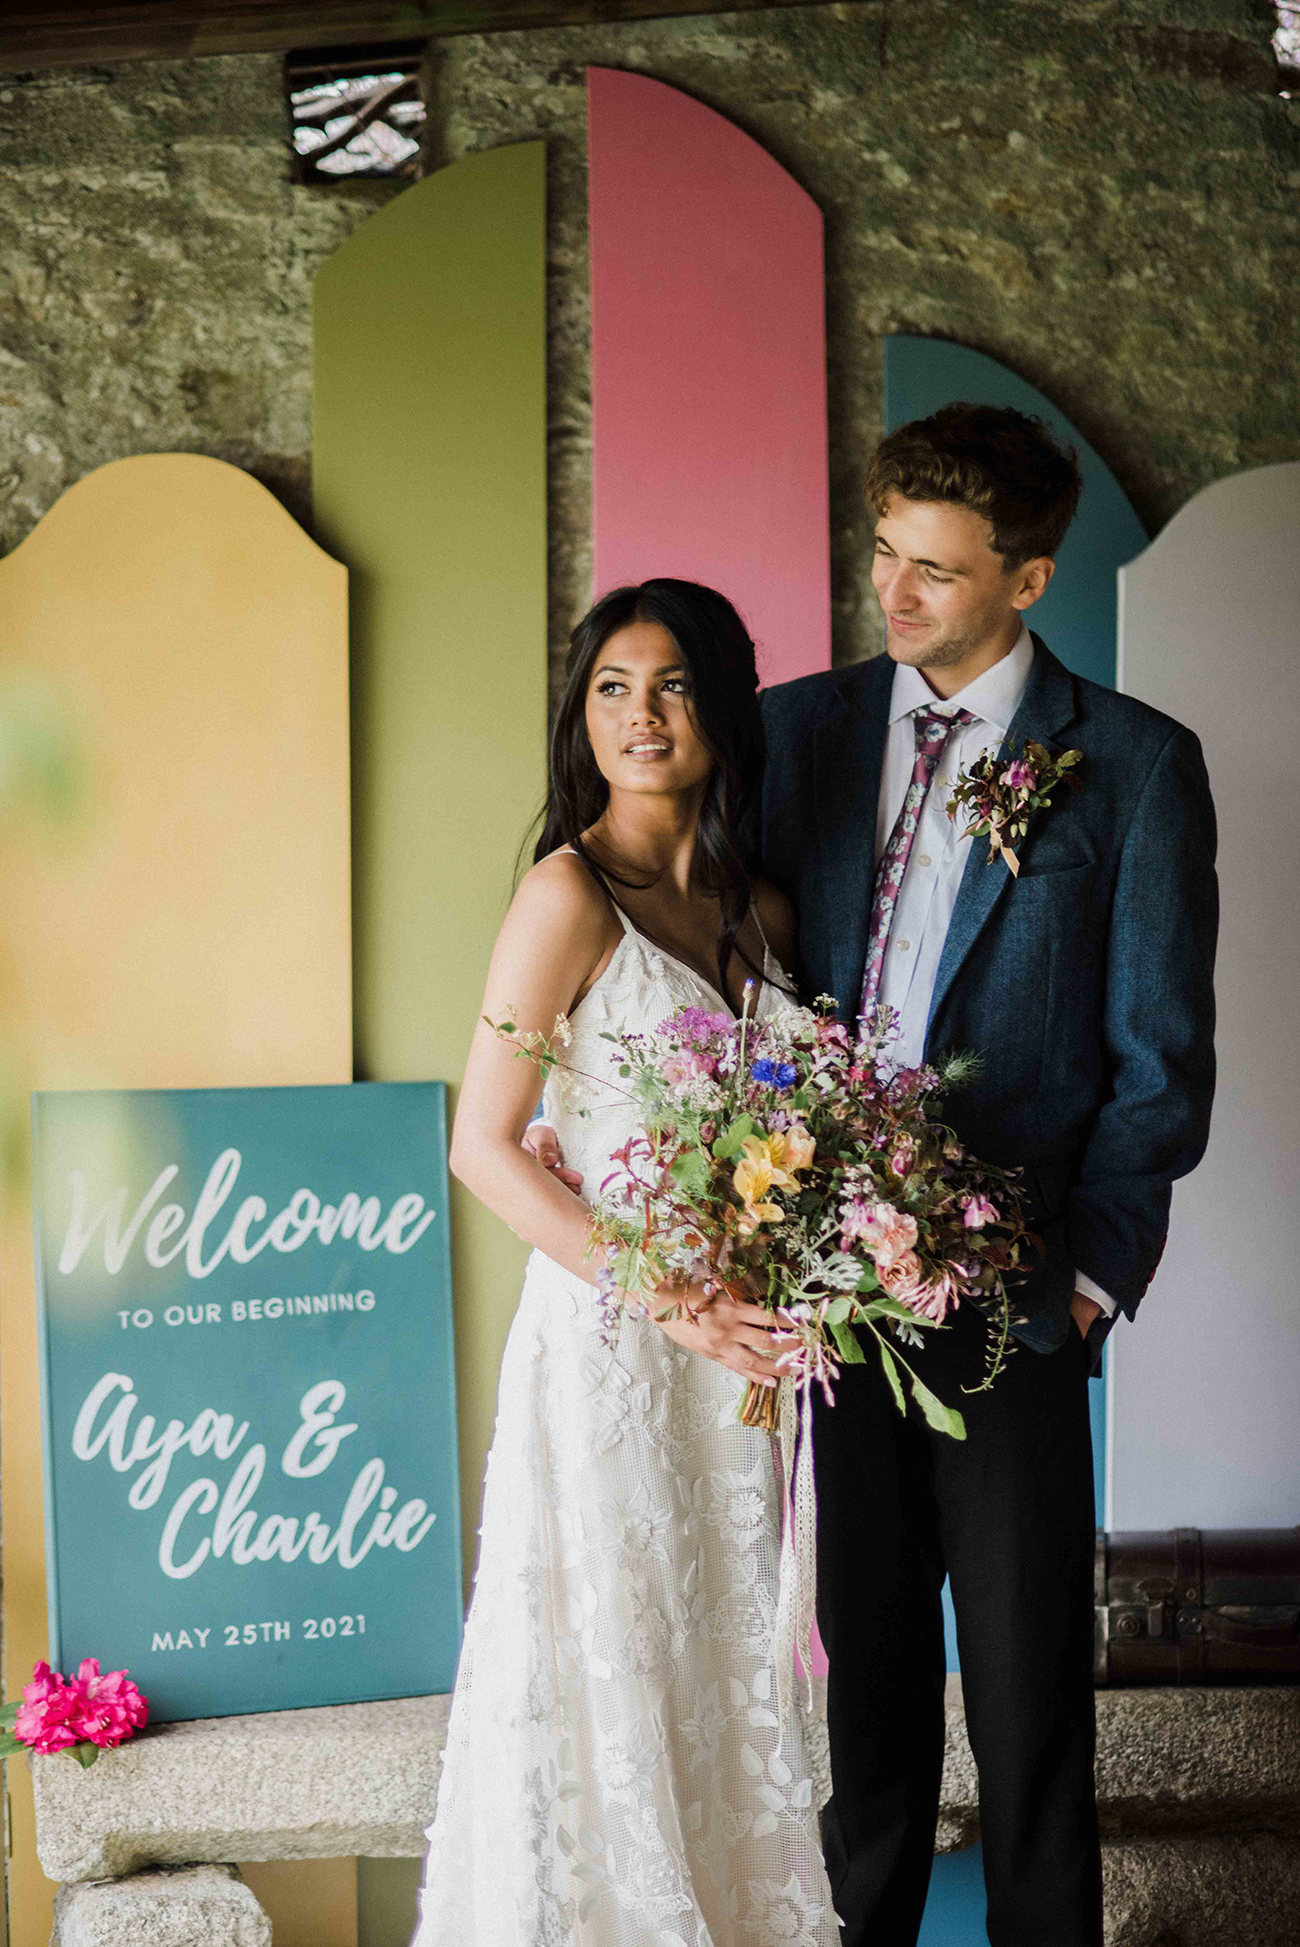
[499,990,1031,1439]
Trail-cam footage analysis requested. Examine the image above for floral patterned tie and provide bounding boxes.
[859,706,975,1019]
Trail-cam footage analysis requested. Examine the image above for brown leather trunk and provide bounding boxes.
[1094,1528,1300,1685]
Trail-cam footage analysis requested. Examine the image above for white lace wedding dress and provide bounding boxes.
[416,902,837,1947]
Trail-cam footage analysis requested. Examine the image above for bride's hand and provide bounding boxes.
[649,1281,780,1390]
[521,1120,583,1194]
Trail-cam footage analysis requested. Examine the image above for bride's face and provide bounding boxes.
[584,621,714,799]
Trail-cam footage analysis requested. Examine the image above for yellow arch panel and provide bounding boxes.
[0,453,353,1945]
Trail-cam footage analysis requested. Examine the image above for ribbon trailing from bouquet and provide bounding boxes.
[773,1373,818,1739]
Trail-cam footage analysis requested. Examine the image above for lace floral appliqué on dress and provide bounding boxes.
[416,916,837,1947]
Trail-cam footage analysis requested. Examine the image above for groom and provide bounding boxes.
[759,403,1218,1946]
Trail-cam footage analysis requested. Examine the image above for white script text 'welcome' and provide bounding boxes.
[58,1148,436,1279]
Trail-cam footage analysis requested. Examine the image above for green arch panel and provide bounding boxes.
[884,336,1149,690]
[313,143,548,1601]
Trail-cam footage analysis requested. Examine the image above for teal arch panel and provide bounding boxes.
[919,1843,987,1946]
[886,333,1120,1613]
[886,337,1134,1932]
[883,336,1148,691]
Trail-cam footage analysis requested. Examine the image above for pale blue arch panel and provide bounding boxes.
[883,336,1149,691]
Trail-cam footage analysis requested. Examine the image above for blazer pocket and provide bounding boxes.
[1011,859,1095,889]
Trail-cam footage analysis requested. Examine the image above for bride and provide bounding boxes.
[416,579,837,1946]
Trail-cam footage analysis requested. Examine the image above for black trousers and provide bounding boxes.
[813,1303,1103,1947]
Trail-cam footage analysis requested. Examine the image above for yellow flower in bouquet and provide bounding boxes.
[732,1127,815,1236]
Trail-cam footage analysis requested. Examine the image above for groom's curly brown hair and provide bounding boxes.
[865,402,1082,569]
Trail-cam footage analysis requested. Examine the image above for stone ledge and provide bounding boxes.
[935,1683,1300,1854]
[1102,1834,1300,1947]
[1094,1686,1300,1837]
[33,1694,451,1885]
[53,1865,270,1947]
[31,1682,1300,1883]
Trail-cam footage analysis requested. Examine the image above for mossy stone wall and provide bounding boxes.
[2,1,1297,671]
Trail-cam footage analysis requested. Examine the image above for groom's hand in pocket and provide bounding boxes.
[651,1282,780,1390]
[521,1120,584,1194]
[1070,1290,1102,1341]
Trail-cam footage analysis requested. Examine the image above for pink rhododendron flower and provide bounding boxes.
[1000,759,1037,792]
[13,1659,148,1758]
[68,1659,149,1749]
[14,1663,82,1755]
[962,1195,999,1229]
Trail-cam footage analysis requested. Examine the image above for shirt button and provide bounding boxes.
[897,939,911,952]
[918,854,931,868]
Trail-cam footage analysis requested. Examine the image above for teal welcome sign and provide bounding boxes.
[31,1081,461,1723]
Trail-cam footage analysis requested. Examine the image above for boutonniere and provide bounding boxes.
[946,740,1083,877]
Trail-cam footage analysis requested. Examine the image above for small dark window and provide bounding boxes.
[286,42,427,184]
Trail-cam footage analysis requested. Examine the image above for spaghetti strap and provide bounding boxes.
[595,880,638,938]
[606,894,638,937]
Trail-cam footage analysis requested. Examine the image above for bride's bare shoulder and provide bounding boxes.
[507,846,617,950]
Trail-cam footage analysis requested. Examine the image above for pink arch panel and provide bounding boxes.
[588,68,830,686]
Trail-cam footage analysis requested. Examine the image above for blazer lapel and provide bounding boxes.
[813,657,893,1022]
[925,639,1080,1043]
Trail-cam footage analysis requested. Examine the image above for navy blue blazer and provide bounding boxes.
[759,636,1219,1353]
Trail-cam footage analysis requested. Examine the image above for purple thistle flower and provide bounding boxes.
[658,1005,733,1047]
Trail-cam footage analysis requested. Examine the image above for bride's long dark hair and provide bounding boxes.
[534,578,766,1000]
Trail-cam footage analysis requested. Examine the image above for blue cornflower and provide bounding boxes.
[752,1058,798,1089]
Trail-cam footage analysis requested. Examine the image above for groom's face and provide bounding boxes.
[871,495,1049,681]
